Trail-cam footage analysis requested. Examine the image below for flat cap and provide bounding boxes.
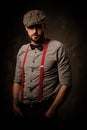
[23,9,47,27]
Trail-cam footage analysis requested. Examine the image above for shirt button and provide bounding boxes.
[30,88,32,92]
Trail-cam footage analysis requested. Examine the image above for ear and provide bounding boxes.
[25,27,28,31]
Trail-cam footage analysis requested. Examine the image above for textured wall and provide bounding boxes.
[1,1,87,129]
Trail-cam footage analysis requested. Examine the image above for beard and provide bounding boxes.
[30,32,45,44]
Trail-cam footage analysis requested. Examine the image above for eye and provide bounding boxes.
[27,24,42,29]
[36,24,42,28]
[27,25,34,29]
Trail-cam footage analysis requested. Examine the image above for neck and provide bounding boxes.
[31,36,47,45]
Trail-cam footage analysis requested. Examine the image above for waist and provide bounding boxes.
[18,98,54,109]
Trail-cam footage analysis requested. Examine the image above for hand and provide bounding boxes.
[45,107,56,118]
[13,104,23,117]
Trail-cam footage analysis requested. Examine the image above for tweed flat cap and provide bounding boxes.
[23,10,46,27]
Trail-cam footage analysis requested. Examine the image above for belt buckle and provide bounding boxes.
[30,103,33,108]
[39,100,42,103]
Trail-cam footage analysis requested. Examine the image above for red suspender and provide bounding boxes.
[21,44,30,101]
[21,39,50,101]
[39,39,50,100]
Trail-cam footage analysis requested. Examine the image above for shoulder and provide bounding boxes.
[17,43,29,56]
[49,39,64,49]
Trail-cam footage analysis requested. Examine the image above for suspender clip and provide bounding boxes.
[40,65,44,68]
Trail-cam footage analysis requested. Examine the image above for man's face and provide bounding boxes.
[26,23,45,43]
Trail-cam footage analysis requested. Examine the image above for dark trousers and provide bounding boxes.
[13,100,58,130]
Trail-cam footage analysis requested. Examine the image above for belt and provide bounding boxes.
[19,99,54,109]
[29,102,42,108]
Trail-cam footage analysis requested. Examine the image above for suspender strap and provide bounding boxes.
[39,39,50,100]
[21,39,50,101]
[21,44,30,101]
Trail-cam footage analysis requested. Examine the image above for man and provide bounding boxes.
[12,9,72,130]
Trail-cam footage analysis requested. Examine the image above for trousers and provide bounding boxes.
[12,99,58,130]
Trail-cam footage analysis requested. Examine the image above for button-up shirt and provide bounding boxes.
[14,39,72,104]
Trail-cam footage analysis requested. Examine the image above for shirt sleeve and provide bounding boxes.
[57,43,72,87]
[13,50,22,83]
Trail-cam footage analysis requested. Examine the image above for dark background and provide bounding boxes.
[0,0,87,129]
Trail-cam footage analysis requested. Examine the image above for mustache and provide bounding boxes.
[32,33,39,36]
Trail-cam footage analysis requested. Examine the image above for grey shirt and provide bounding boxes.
[14,39,72,104]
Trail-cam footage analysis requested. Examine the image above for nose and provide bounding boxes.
[33,28,37,33]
